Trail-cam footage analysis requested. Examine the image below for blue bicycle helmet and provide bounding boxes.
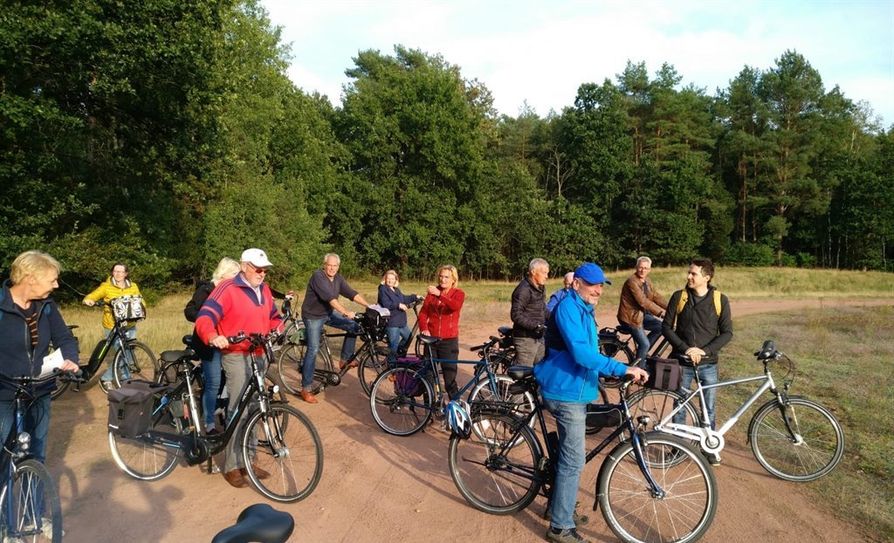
[446,400,472,439]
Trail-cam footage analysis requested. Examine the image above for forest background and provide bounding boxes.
[2,1,893,298]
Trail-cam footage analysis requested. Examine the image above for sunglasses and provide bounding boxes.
[250,264,269,274]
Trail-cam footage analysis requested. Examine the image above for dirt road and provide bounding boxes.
[51,298,886,542]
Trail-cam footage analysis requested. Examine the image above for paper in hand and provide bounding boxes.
[40,348,65,378]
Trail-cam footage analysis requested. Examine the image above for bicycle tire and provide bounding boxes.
[0,458,62,542]
[597,433,717,543]
[357,346,390,397]
[111,341,157,388]
[108,395,182,481]
[448,412,541,515]
[369,367,434,436]
[626,388,701,433]
[50,377,69,401]
[466,375,536,431]
[749,396,844,482]
[241,404,324,503]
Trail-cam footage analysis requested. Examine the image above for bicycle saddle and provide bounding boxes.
[755,340,778,361]
[417,334,441,345]
[506,365,534,381]
[159,349,197,364]
[497,326,513,338]
[211,503,294,543]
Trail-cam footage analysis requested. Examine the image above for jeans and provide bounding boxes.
[513,336,545,366]
[0,395,51,465]
[674,363,719,429]
[542,398,587,531]
[623,314,663,362]
[426,338,459,397]
[101,326,136,382]
[202,350,223,429]
[385,326,412,362]
[301,314,360,388]
[221,352,260,473]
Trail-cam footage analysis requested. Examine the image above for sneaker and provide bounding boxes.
[544,503,589,526]
[545,527,589,543]
[40,517,63,539]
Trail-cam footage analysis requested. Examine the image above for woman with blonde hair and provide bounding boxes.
[184,257,240,433]
[377,270,419,360]
[83,261,142,385]
[417,265,465,396]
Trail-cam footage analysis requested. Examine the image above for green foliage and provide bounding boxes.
[724,242,776,266]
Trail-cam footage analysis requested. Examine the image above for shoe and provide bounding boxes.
[704,452,721,466]
[300,390,318,404]
[338,359,358,370]
[545,527,589,543]
[545,503,589,526]
[40,517,63,539]
[205,426,220,436]
[223,469,248,488]
[241,465,270,480]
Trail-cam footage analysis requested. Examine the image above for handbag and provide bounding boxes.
[645,356,682,391]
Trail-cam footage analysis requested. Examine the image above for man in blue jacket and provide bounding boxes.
[534,262,648,543]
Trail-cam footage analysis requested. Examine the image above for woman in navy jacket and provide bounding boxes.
[377,270,418,360]
[0,250,79,466]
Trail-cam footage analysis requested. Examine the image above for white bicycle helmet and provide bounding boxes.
[446,400,472,439]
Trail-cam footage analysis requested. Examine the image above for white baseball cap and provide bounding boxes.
[241,248,273,268]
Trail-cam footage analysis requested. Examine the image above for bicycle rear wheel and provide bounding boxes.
[241,405,323,503]
[369,367,434,436]
[357,346,390,397]
[108,396,182,481]
[598,433,717,543]
[0,459,62,543]
[448,412,541,515]
[467,375,536,434]
[275,343,304,396]
[749,397,844,482]
[112,341,158,388]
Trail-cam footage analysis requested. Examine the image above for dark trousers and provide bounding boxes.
[427,338,459,397]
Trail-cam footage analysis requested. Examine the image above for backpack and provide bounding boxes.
[673,288,722,328]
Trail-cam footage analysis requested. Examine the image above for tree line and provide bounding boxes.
[2,0,892,296]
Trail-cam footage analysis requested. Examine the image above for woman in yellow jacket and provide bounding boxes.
[82,262,142,384]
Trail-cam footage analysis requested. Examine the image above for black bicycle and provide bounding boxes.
[448,369,718,543]
[108,332,323,503]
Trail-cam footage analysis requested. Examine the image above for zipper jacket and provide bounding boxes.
[418,287,465,340]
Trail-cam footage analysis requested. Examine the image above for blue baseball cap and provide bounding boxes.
[574,262,611,285]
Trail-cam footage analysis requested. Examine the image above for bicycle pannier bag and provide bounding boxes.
[586,404,622,431]
[646,356,682,391]
[110,295,146,321]
[108,380,162,438]
[597,327,622,357]
[393,355,426,397]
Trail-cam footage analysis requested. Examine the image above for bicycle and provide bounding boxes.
[368,335,536,437]
[0,371,82,543]
[108,331,324,502]
[78,300,157,394]
[598,325,670,366]
[212,503,294,543]
[49,325,79,401]
[276,309,389,397]
[627,340,845,482]
[447,369,718,543]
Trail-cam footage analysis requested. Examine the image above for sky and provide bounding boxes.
[260,0,894,128]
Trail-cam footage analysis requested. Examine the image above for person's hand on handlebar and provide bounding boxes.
[685,347,707,365]
[60,359,80,372]
[82,298,96,306]
[624,366,649,385]
[210,335,230,349]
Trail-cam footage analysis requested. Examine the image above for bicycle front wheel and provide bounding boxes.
[0,458,62,543]
[448,412,541,515]
[598,433,717,543]
[108,397,182,481]
[626,388,700,433]
[241,405,323,502]
[112,341,158,387]
[369,367,434,436]
[749,397,844,482]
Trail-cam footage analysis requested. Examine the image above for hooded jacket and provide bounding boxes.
[83,276,142,330]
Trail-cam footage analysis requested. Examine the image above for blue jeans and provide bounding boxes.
[0,395,51,516]
[202,350,222,429]
[542,398,587,531]
[623,314,663,362]
[101,326,136,382]
[385,326,412,362]
[301,314,360,388]
[675,363,719,429]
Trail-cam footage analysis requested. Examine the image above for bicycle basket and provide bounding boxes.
[393,356,426,397]
[107,380,165,438]
[111,295,146,321]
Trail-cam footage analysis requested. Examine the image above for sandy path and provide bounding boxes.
[50,297,890,542]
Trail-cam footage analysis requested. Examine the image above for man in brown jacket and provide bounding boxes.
[617,256,667,365]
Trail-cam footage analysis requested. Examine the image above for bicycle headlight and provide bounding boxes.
[17,432,31,452]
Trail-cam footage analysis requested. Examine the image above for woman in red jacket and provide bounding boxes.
[418,264,465,396]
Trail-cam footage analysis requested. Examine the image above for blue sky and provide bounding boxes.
[261,0,894,128]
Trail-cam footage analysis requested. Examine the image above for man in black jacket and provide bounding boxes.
[662,258,732,435]
[511,258,549,365]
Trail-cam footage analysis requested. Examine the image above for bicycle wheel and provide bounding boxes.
[108,396,182,481]
[749,397,844,482]
[50,377,69,401]
[0,458,62,543]
[448,412,541,515]
[112,341,158,388]
[626,388,700,432]
[369,367,434,436]
[241,405,324,503]
[467,374,536,431]
[598,433,717,543]
[275,343,304,396]
[357,346,390,397]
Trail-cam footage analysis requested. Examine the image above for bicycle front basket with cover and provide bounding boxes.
[393,355,426,397]
[110,294,146,321]
[363,305,391,341]
[108,380,164,438]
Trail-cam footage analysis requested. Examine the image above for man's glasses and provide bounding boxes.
[250,264,269,275]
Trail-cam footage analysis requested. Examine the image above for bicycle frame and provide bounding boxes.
[654,365,781,450]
